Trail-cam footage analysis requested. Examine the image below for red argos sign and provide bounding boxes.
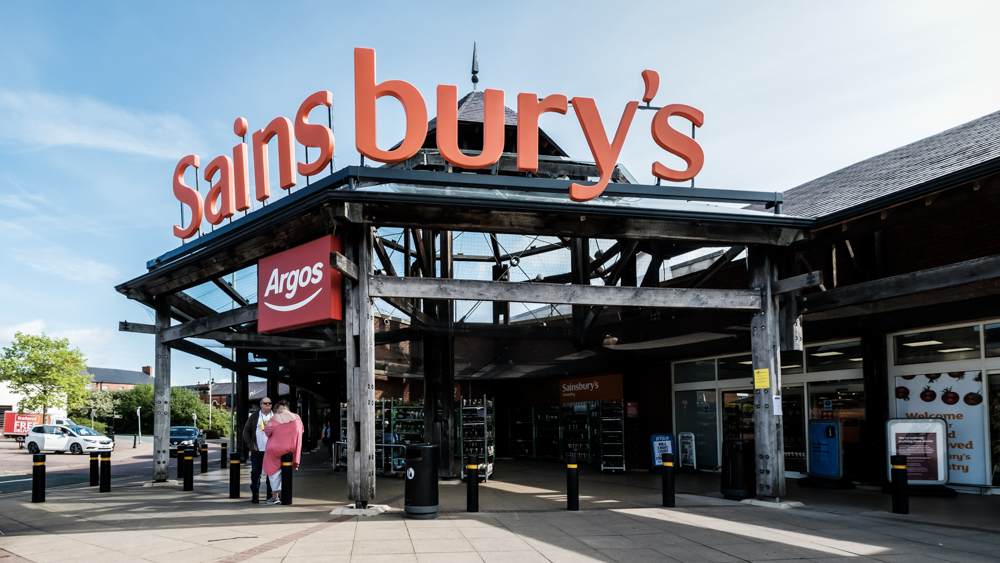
[257,235,343,334]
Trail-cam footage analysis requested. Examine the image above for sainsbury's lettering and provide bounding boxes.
[171,48,706,239]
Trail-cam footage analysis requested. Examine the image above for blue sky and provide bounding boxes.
[1,1,999,386]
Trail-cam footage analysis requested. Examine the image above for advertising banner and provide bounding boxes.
[893,371,988,485]
[887,418,949,485]
[558,374,622,404]
[257,235,343,334]
[678,432,697,468]
[2,412,42,435]
[808,420,842,479]
[650,433,675,469]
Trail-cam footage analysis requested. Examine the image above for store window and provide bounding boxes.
[894,325,981,365]
[718,355,753,380]
[989,373,1000,486]
[808,380,866,479]
[983,323,1000,358]
[806,340,863,372]
[782,386,806,472]
[674,360,715,384]
[781,351,805,375]
[673,390,718,469]
[721,390,754,440]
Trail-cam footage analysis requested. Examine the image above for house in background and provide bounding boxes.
[87,366,154,391]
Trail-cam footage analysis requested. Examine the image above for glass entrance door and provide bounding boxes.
[782,386,806,473]
[722,390,754,441]
[808,380,866,479]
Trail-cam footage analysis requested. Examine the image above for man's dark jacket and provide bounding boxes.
[242,409,269,454]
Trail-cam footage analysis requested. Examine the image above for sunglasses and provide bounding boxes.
[261,402,272,405]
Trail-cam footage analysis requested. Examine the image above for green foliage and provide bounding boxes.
[68,389,124,422]
[0,332,89,417]
[109,383,229,437]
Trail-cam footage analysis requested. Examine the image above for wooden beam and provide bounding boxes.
[691,245,744,288]
[800,253,1000,314]
[169,292,218,321]
[330,251,360,282]
[369,275,761,310]
[376,296,435,325]
[771,271,824,295]
[119,321,155,334]
[169,339,269,377]
[161,304,258,343]
[372,232,397,277]
[199,331,337,349]
[212,277,249,307]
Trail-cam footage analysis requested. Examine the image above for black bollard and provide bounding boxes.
[99,451,111,493]
[183,449,194,491]
[467,454,479,512]
[280,453,293,505]
[221,443,228,470]
[566,453,579,511]
[890,455,909,515]
[176,447,185,481]
[229,453,240,499]
[662,453,675,507]
[90,453,99,487]
[201,445,209,474]
[32,454,45,503]
[133,435,137,448]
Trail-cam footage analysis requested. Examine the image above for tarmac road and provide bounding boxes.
[0,436,228,495]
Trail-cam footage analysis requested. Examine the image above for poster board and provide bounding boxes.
[678,432,697,468]
[649,433,675,469]
[808,419,842,479]
[892,371,987,485]
[886,418,949,485]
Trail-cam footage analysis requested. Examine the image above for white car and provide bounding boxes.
[25,425,114,455]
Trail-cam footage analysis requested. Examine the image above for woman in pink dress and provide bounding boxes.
[262,400,303,504]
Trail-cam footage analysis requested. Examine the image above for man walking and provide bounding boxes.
[242,397,273,504]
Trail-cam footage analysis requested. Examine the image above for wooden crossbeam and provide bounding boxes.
[799,253,1000,314]
[119,321,155,334]
[169,339,269,378]
[771,271,824,295]
[212,278,249,307]
[199,331,339,350]
[368,276,761,310]
[331,252,360,282]
[161,304,258,342]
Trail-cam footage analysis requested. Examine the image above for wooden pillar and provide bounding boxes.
[345,223,376,506]
[748,247,785,500]
[438,230,455,478]
[862,327,889,484]
[266,375,280,404]
[491,235,509,325]
[570,238,589,329]
[422,230,438,447]
[237,370,249,460]
[152,295,172,482]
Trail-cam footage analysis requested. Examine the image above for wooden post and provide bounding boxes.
[748,247,785,500]
[570,238,589,331]
[266,378,280,404]
[237,370,249,460]
[438,230,456,478]
[345,224,376,507]
[153,295,172,482]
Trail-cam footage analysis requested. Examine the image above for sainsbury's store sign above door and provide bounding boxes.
[257,235,343,334]
[172,48,706,240]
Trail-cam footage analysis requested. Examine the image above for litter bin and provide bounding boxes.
[104,426,115,441]
[404,444,439,520]
[721,438,755,500]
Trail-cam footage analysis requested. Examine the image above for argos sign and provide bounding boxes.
[172,48,706,239]
[257,235,343,334]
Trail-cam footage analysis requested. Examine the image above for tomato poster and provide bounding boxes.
[893,370,989,485]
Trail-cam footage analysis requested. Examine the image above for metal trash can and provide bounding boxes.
[721,438,755,500]
[404,444,439,520]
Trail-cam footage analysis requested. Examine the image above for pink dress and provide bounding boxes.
[263,415,303,482]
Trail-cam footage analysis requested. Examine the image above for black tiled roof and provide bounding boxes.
[757,110,1000,218]
[87,367,153,385]
[425,90,519,131]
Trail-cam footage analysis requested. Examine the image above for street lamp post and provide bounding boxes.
[195,367,213,428]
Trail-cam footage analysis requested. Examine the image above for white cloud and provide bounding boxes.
[50,327,117,366]
[0,319,47,346]
[0,89,205,160]
[9,246,119,284]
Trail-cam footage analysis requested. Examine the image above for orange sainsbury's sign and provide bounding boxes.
[172,48,705,240]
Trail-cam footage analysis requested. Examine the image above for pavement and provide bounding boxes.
[0,440,999,562]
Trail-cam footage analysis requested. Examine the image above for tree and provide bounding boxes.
[114,384,230,437]
[68,389,124,426]
[0,332,90,419]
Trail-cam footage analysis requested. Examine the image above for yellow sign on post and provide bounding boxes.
[754,368,770,389]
